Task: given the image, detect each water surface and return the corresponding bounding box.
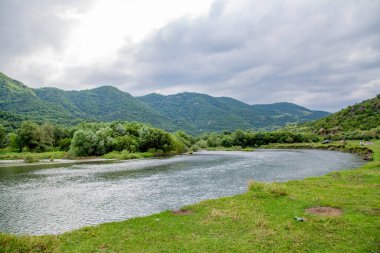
[0,150,363,235]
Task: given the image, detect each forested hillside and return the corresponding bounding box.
[139,93,330,134]
[0,72,329,134]
[35,86,177,131]
[310,94,380,136]
[0,73,76,124]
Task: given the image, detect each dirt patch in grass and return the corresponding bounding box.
[360,207,380,216]
[172,209,193,215]
[306,207,342,217]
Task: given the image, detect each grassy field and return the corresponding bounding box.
[0,150,67,161]
[0,141,379,252]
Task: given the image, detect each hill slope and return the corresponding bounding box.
[310,94,380,135]
[0,72,176,130]
[139,93,330,134]
[0,72,330,133]
[35,86,177,130]
[0,73,76,124]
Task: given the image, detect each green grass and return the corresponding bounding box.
[0,142,379,252]
[262,141,374,160]
[206,146,255,152]
[102,150,155,160]
[0,150,67,160]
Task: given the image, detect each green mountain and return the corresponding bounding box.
[250,102,330,128]
[310,94,380,135]
[0,73,176,130]
[0,72,330,134]
[139,92,330,134]
[0,73,76,124]
[35,86,177,130]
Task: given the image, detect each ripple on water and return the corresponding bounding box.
[0,150,364,235]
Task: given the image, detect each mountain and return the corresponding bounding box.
[0,73,76,124]
[249,102,330,128]
[0,72,330,134]
[35,86,177,130]
[139,92,330,134]
[310,94,380,135]
[0,73,176,130]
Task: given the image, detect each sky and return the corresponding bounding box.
[0,0,379,112]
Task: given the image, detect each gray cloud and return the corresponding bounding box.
[0,0,93,85]
[1,0,380,111]
[117,0,380,111]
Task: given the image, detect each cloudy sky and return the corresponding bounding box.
[1,0,379,112]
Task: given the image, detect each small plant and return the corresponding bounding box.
[249,181,288,198]
[23,155,39,163]
[269,184,289,197]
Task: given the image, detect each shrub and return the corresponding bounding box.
[24,155,39,163]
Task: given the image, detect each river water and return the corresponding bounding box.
[0,150,363,235]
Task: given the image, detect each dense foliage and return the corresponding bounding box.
[0,119,324,158]
[197,130,320,148]
[139,93,329,134]
[0,121,196,157]
[3,121,70,152]
[0,124,6,148]
[1,72,328,134]
[303,94,380,139]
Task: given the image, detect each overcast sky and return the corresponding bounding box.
[1,0,379,112]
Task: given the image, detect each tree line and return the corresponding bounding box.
[2,120,377,157]
[0,121,197,156]
[0,121,325,155]
[198,130,321,149]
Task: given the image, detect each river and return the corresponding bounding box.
[0,150,364,235]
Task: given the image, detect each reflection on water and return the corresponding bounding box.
[0,150,363,235]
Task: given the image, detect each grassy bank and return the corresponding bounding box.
[206,146,255,152]
[102,150,155,160]
[0,150,169,162]
[0,150,67,160]
[0,142,379,252]
[262,141,374,160]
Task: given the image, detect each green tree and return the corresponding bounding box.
[138,127,172,152]
[59,138,72,151]
[0,124,6,148]
[17,121,39,151]
[36,123,55,151]
[112,135,138,152]
[7,133,19,151]
[207,133,221,147]
[70,129,100,156]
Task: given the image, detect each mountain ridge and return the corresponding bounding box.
[0,72,330,134]
[309,94,380,135]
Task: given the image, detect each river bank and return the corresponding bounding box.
[0,158,118,168]
[0,141,379,252]
[0,150,181,168]
[260,141,374,161]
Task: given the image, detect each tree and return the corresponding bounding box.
[221,135,233,147]
[7,133,19,151]
[36,123,55,151]
[138,127,172,152]
[207,133,221,147]
[70,129,100,156]
[0,124,6,148]
[232,130,247,147]
[17,121,39,151]
[112,135,138,152]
